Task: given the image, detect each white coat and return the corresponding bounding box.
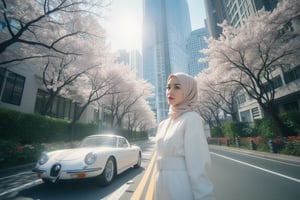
[154,111,215,200]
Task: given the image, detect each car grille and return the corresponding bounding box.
[50,163,61,177]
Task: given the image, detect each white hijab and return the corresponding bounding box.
[167,73,198,119]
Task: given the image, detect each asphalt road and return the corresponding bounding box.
[0,139,156,200]
[209,146,300,200]
[1,141,299,200]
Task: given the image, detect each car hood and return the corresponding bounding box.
[52,147,111,161]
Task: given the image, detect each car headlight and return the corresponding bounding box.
[38,153,49,165]
[85,152,97,165]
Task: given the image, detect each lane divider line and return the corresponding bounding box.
[145,163,157,199]
[130,151,157,200]
[211,152,300,183]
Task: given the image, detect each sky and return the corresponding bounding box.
[103,0,206,53]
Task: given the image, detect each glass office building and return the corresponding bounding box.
[187,27,209,77]
[143,0,192,122]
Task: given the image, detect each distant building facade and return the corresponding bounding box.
[187,28,209,76]
[237,65,300,122]
[115,49,143,78]
[204,0,226,38]
[204,0,278,38]
[0,65,97,123]
[143,0,192,122]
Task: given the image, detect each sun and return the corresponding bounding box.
[103,0,143,52]
[106,16,142,52]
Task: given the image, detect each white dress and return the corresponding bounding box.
[154,111,215,200]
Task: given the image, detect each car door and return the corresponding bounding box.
[117,138,128,171]
[122,138,137,166]
[116,138,132,171]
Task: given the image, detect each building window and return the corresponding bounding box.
[283,101,299,111]
[262,76,283,93]
[240,110,251,122]
[273,76,283,88]
[64,99,71,120]
[236,94,246,105]
[34,89,48,114]
[1,70,25,106]
[251,107,260,119]
[34,89,76,121]
[284,65,300,84]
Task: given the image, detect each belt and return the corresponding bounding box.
[157,156,186,171]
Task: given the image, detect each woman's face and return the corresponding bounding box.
[166,76,184,106]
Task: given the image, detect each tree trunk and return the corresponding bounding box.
[231,112,239,122]
[41,94,55,115]
[263,106,294,137]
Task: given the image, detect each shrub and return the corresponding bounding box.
[0,108,100,144]
[254,118,279,139]
[0,140,45,169]
[73,122,98,140]
[279,110,300,135]
[222,121,249,138]
[210,126,223,137]
[279,136,300,156]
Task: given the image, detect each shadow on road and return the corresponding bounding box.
[2,167,145,200]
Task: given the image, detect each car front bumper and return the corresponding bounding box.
[32,166,103,182]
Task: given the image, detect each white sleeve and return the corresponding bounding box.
[184,113,215,200]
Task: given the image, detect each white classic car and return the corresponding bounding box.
[32,134,142,186]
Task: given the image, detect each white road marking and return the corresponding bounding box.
[102,180,132,200]
[0,179,42,197]
[0,171,33,181]
[239,153,300,167]
[211,152,300,183]
[215,148,300,167]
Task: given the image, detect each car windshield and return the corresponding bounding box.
[80,136,117,148]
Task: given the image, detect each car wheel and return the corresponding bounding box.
[134,152,142,168]
[98,157,115,186]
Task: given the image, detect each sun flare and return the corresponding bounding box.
[107,16,142,52]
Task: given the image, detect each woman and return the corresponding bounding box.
[154,72,215,200]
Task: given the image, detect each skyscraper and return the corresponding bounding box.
[114,49,143,78]
[142,0,192,122]
[187,27,209,76]
[204,0,226,38]
[204,0,278,38]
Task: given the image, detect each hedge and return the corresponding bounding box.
[0,108,98,144]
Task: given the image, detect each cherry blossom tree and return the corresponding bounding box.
[196,70,222,127]
[0,0,156,141]
[196,68,239,126]
[102,62,154,129]
[39,57,88,115]
[65,57,120,139]
[125,101,156,138]
[0,0,110,65]
[201,0,300,137]
[31,13,107,116]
